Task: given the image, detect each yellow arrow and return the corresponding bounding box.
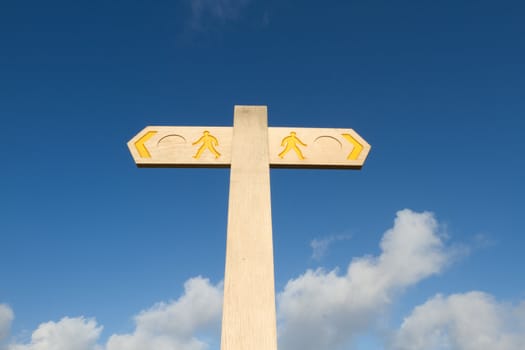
[342,133,363,160]
[135,130,157,158]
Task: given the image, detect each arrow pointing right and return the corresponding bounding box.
[342,133,364,160]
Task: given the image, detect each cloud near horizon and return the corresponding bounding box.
[392,292,525,350]
[2,209,522,350]
[278,209,451,349]
[0,304,14,347]
[7,316,102,350]
[106,277,222,350]
[1,278,222,350]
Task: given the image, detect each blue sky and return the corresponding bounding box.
[1,0,524,349]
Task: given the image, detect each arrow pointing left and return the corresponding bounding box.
[127,126,233,167]
[134,130,157,158]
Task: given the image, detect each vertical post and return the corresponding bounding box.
[221,106,278,350]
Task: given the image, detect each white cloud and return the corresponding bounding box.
[392,292,525,350]
[277,209,451,350]
[310,234,351,261]
[5,277,222,350]
[8,317,102,350]
[187,0,252,30]
[0,304,14,344]
[106,277,222,350]
[5,209,522,350]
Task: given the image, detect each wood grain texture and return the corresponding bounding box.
[128,126,371,169]
[127,126,233,167]
[268,127,371,168]
[221,106,278,350]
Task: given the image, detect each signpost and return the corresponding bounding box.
[127,105,371,350]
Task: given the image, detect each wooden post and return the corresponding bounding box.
[221,106,278,350]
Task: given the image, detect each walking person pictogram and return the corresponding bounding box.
[279,131,307,160]
[192,130,221,159]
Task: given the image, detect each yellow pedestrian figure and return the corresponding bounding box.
[192,130,221,159]
[279,131,307,160]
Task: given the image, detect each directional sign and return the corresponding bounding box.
[128,125,370,169]
[127,126,233,167]
[268,127,370,169]
[127,106,371,350]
